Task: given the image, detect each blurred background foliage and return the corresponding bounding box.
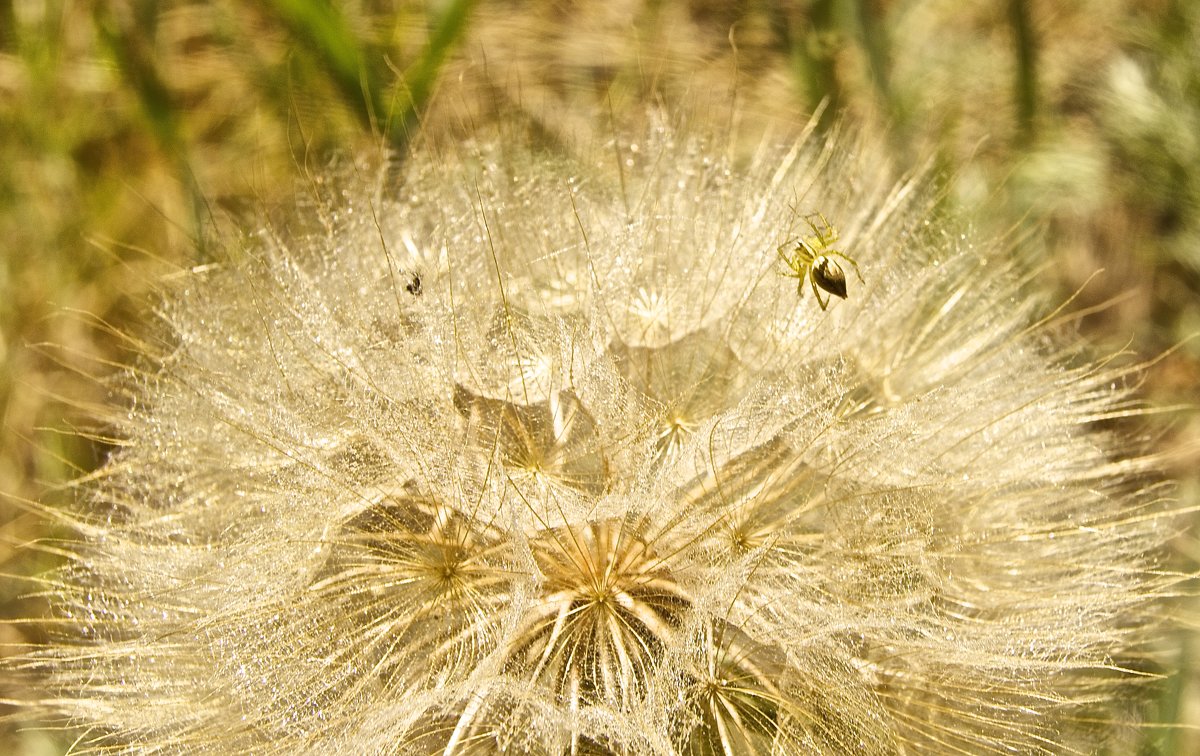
[1,0,1197,753]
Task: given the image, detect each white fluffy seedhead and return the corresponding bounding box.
[24,114,1176,754]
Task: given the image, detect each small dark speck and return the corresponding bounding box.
[406,273,422,296]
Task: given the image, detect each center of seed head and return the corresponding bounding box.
[703,677,727,693]
[590,590,612,608]
[667,414,694,434]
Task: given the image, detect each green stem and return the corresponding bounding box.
[1008,0,1038,145]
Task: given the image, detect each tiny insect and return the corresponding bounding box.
[777,212,863,310]
[405,272,422,296]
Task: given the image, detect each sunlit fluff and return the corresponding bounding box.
[31,116,1173,754]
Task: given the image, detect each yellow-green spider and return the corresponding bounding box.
[777,212,863,310]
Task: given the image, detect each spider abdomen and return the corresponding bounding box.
[813,256,848,299]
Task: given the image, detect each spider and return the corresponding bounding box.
[777,212,863,310]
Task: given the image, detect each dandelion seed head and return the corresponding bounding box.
[28,115,1176,754]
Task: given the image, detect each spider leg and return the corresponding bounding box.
[810,274,829,310]
[777,245,799,285]
[827,251,864,282]
[806,212,840,245]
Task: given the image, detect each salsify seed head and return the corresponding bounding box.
[30,115,1175,754]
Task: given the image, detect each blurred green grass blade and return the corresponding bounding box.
[92,3,209,243]
[776,0,897,135]
[0,3,16,49]
[93,4,180,152]
[267,0,388,136]
[1145,627,1188,755]
[386,0,478,146]
[772,0,841,130]
[268,0,477,150]
[844,0,899,125]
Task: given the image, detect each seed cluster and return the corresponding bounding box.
[34,121,1172,754]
